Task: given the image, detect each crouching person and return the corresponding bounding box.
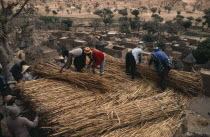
[21,65,36,81]
[7,107,39,137]
[84,47,105,76]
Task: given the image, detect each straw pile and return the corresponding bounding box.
[33,62,111,92]
[17,78,182,137]
[102,116,182,137]
[15,54,200,137]
[136,64,203,96]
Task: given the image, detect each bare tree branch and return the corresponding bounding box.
[0,0,5,10]
[10,0,30,20]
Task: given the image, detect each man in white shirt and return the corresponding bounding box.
[60,47,86,73]
[126,46,143,79]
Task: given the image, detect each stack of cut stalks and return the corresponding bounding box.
[136,65,203,96]
[16,54,201,137]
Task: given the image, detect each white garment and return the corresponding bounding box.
[132,48,142,64]
[69,48,83,57]
[23,73,34,81]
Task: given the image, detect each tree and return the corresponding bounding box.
[52,10,58,15]
[118,8,128,17]
[131,9,139,18]
[164,6,171,13]
[0,0,31,76]
[140,6,147,13]
[193,38,210,64]
[151,14,163,22]
[89,19,101,31]
[158,9,161,14]
[195,18,202,25]
[142,34,154,42]
[203,8,210,29]
[187,16,194,21]
[150,7,157,15]
[94,8,114,31]
[182,21,192,31]
[45,6,51,14]
[177,10,181,15]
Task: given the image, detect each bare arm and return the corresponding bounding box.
[23,117,38,128]
[60,53,73,73]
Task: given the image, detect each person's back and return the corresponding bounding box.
[92,49,104,66]
[7,116,38,137]
[154,51,170,67]
[7,106,38,137]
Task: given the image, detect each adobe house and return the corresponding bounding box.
[59,37,74,50]
[104,45,128,59]
[48,35,58,49]
[200,68,210,96]
[182,53,196,72]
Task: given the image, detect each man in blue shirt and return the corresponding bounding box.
[149,47,172,91]
[9,61,26,82]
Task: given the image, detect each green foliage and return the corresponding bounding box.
[45,6,51,14]
[177,10,181,15]
[131,9,139,17]
[182,21,192,30]
[151,14,163,22]
[203,8,210,28]
[164,6,172,13]
[52,10,58,15]
[193,39,210,64]
[142,21,158,34]
[187,16,194,21]
[150,8,157,14]
[118,8,128,17]
[94,8,114,30]
[39,16,59,23]
[195,18,202,23]
[142,34,154,42]
[155,40,166,51]
[184,32,210,37]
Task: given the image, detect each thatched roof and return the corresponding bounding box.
[182,53,196,64]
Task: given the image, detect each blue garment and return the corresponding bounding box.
[0,74,9,96]
[10,63,22,82]
[149,51,171,74]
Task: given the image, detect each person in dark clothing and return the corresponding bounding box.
[149,47,172,91]
[60,48,86,73]
[9,61,27,82]
[0,67,10,98]
[126,47,142,79]
[0,113,4,137]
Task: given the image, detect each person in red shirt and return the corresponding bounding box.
[84,47,105,75]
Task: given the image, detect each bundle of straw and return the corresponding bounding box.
[33,62,111,92]
[136,65,203,96]
[102,116,182,137]
[49,92,181,136]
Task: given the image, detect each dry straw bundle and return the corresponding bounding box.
[49,91,181,136]
[17,78,183,137]
[136,65,203,96]
[102,116,182,137]
[33,62,111,92]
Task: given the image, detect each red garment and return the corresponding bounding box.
[91,50,104,67]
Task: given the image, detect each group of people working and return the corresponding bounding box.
[125,46,171,91]
[0,44,171,137]
[59,45,171,91]
[0,61,38,137]
[60,47,106,76]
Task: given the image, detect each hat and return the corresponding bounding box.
[84,47,91,54]
[54,56,64,61]
[4,95,13,103]
[21,65,31,74]
[7,107,20,119]
[154,47,160,52]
